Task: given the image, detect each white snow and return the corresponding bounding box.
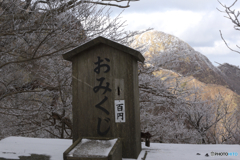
[0,137,239,160]
[0,136,71,160]
[68,138,117,158]
[136,143,240,160]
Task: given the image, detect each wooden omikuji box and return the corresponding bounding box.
[63,36,144,158]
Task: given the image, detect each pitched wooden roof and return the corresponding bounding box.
[62,36,145,62]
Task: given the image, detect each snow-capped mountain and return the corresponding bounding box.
[133,30,240,95]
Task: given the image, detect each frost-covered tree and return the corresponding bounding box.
[138,58,235,144]
[136,36,237,144]
[217,1,240,144]
[215,94,240,144]
[0,0,143,139]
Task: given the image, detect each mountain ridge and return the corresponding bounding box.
[133,30,240,95]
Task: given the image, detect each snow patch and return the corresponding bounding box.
[0,136,71,160]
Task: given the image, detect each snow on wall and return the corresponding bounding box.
[68,138,117,158]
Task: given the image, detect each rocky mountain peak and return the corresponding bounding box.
[134,30,240,95]
[132,30,194,58]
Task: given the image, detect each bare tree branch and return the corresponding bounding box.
[219,30,240,54]
[218,0,240,54]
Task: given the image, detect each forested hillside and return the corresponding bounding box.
[136,30,240,144]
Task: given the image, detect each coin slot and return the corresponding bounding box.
[118,86,120,96]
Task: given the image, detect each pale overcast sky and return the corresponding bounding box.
[110,0,240,67]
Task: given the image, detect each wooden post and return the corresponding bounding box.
[63,36,144,159]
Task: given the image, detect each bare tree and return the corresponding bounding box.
[0,0,144,139]
[218,0,240,54]
[215,2,240,144]
[136,37,236,144]
[183,91,234,144]
[138,61,234,144]
[215,94,240,144]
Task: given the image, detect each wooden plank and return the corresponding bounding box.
[64,138,82,160]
